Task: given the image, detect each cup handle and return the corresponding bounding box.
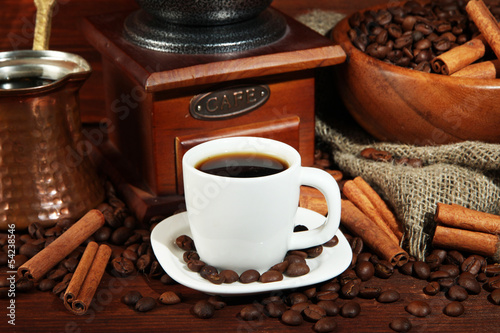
[288,167,341,250]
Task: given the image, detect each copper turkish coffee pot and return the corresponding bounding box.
[0,0,104,230]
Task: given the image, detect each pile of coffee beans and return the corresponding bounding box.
[347,0,500,72]
[175,229,338,285]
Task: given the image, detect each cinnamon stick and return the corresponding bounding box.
[342,179,400,245]
[352,177,404,241]
[64,242,112,315]
[451,59,500,79]
[341,199,409,266]
[18,209,105,281]
[431,37,487,75]
[435,203,500,235]
[466,0,500,60]
[433,225,500,259]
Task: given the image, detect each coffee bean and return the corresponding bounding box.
[320,281,341,293]
[111,227,133,245]
[239,269,260,284]
[375,260,394,279]
[183,251,199,263]
[377,290,400,303]
[447,285,468,301]
[458,273,481,294]
[93,226,112,242]
[303,287,317,299]
[159,291,181,305]
[122,249,138,263]
[287,292,309,305]
[220,270,239,284]
[111,257,136,277]
[192,300,215,319]
[316,300,340,316]
[405,300,431,317]
[341,301,361,318]
[440,264,460,278]
[16,277,34,292]
[438,277,456,289]
[259,270,283,283]
[122,290,142,306]
[425,253,442,270]
[429,270,450,281]
[389,317,412,332]
[485,264,500,277]
[63,257,79,273]
[160,273,175,285]
[239,304,263,321]
[19,243,41,258]
[306,245,323,258]
[286,263,310,277]
[461,255,484,275]
[313,317,337,333]
[341,281,360,299]
[270,261,289,273]
[265,301,286,318]
[487,276,500,290]
[290,302,309,313]
[413,261,431,280]
[207,296,226,310]
[399,262,414,276]
[423,281,440,296]
[199,265,218,280]
[443,301,464,317]
[303,303,327,322]
[323,235,339,247]
[187,260,206,272]
[47,268,68,281]
[281,310,303,326]
[315,290,339,302]
[38,278,56,292]
[356,261,375,281]
[285,254,306,265]
[490,289,500,305]
[339,269,360,285]
[206,273,225,284]
[175,235,195,251]
[446,250,464,266]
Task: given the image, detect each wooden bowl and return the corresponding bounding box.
[331,2,500,145]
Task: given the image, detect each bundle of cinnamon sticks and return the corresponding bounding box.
[300,175,409,266]
[433,203,500,261]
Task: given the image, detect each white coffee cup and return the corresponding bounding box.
[182,137,341,274]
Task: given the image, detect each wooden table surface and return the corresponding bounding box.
[1,1,499,332]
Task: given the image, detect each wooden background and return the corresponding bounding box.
[1,1,499,332]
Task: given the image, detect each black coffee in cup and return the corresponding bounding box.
[195,152,288,178]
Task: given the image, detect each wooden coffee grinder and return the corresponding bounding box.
[82,1,346,221]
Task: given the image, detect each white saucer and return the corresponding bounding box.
[151,207,352,296]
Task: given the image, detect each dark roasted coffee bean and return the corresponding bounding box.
[356,261,375,281]
[389,317,412,332]
[47,267,68,281]
[175,235,195,251]
[377,290,400,303]
[458,273,481,294]
[429,270,450,281]
[366,43,390,59]
[183,251,199,263]
[400,262,414,276]
[425,253,442,270]
[111,227,133,245]
[320,281,341,293]
[440,264,460,277]
[316,300,339,316]
[63,257,79,273]
[358,286,381,299]
[341,281,360,299]
[111,257,136,277]
[207,295,226,310]
[136,254,152,272]
[290,302,310,313]
[375,260,394,279]
[135,296,156,312]
[285,254,306,265]
[485,264,500,276]
[339,269,360,285]
[160,273,175,285]
[158,291,181,305]
[187,259,205,272]
[303,287,317,299]
[447,285,468,301]
[316,290,339,302]
[259,270,283,283]
[199,265,218,280]
[52,280,70,295]
[341,301,361,318]
[424,281,440,296]
[122,249,138,263]
[438,277,456,289]
[281,310,303,326]
[239,269,260,283]
[461,255,484,275]
[122,290,142,306]
[206,273,225,284]
[445,250,464,265]
[288,250,308,258]
[413,261,431,280]
[488,276,500,290]
[286,262,310,277]
[306,245,323,258]
[38,278,56,292]
[490,289,500,305]
[16,277,34,292]
[220,269,239,284]
[443,301,464,317]
[265,301,286,318]
[313,317,337,333]
[19,243,41,258]
[303,303,327,322]
[192,300,215,319]
[323,235,339,247]
[287,292,309,305]
[270,261,289,273]
[28,222,45,239]
[405,300,431,317]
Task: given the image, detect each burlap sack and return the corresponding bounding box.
[297,10,500,260]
